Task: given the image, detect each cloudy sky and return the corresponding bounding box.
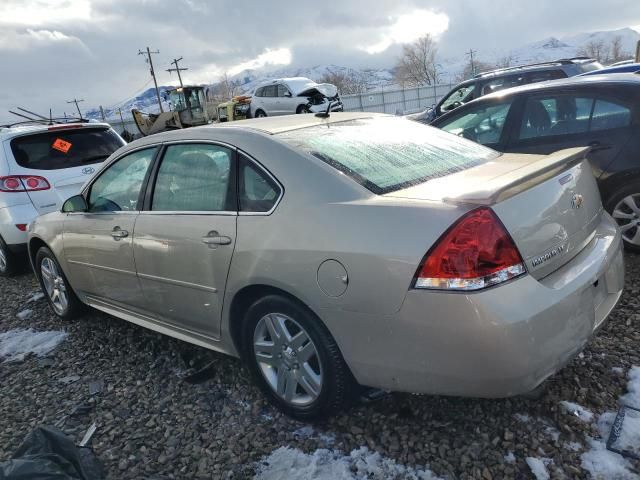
[1,0,639,122]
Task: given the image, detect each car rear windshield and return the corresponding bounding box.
[277,117,500,194]
[10,127,124,171]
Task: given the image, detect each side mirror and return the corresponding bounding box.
[62,194,88,213]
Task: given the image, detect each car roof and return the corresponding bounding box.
[0,122,112,141]
[473,57,596,80]
[478,72,640,100]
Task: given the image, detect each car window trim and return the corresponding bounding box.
[237,150,284,216]
[142,140,238,214]
[80,143,162,214]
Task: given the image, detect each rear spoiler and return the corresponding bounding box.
[443,147,589,206]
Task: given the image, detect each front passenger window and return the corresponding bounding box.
[440,102,512,145]
[88,147,156,212]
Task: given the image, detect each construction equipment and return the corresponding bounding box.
[217,96,252,122]
[636,40,640,63]
[132,85,211,136]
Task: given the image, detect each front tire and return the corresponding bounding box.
[296,105,310,114]
[605,180,640,253]
[241,294,356,420]
[254,110,267,118]
[0,237,18,277]
[35,247,83,319]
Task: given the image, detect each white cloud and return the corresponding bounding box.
[362,9,450,54]
[0,28,88,52]
[227,48,292,76]
[0,0,91,26]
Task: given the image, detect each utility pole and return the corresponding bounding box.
[117,108,126,132]
[466,49,477,76]
[99,105,106,121]
[138,47,164,112]
[167,57,188,89]
[66,98,85,119]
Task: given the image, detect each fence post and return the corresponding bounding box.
[358,92,364,112]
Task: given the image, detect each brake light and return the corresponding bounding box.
[15,224,27,231]
[0,176,51,192]
[414,207,526,291]
[48,124,83,131]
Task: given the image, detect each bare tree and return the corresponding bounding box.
[207,72,240,104]
[496,53,514,69]
[610,36,630,63]
[577,39,610,63]
[394,35,439,86]
[456,60,494,82]
[317,68,369,95]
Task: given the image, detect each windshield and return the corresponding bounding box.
[277,117,499,194]
[10,127,124,171]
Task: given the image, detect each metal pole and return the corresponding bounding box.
[66,98,85,119]
[99,106,106,121]
[167,57,188,89]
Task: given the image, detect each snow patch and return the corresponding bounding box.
[27,292,45,303]
[612,367,624,374]
[564,441,583,452]
[560,401,594,423]
[621,366,640,409]
[525,457,551,480]
[255,446,442,480]
[503,451,516,464]
[0,328,67,362]
[581,438,637,480]
[16,309,33,320]
[293,426,336,446]
[514,413,531,423]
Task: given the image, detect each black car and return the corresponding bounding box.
[430,72,640,251]
[408,57,602,123]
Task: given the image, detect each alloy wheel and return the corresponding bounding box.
[40,257,68,314]
[253,313,323,406]
[612,194,640,247]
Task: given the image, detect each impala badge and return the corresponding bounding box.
[571,194,584,210]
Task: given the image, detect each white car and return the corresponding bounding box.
[250,77,343,118]
[0,121,125,275]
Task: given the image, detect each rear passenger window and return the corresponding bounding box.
[262,85,277,97]
[519,96,593,139]
[239,154,281,213]
[152,144,232,212]
[591,99,631,131]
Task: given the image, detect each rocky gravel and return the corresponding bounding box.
[1,254,640,479]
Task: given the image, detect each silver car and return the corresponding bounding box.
[28,112,624,420]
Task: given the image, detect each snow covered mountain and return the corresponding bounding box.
[87,27,639,120]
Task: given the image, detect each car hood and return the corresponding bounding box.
[285,79,338,98]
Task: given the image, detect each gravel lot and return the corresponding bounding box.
[1,254,639,479]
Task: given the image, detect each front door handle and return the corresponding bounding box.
[202,231,232,247]
[111,227,129,240]
[588,141,612,152]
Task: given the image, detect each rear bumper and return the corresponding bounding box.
[0,204,39,246]
[325,212,624,397]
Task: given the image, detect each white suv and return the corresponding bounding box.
[0,121,125,275]
[251,77,343,118]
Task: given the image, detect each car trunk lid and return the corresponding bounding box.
[387,147,603,279]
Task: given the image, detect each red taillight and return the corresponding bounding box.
[414,207,526,291]
[0,176,51,192]
[15,224,27,231]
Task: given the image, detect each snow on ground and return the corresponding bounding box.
[621,366,640,408]
[578,367,640,479]
[503,451,516,464]
[612,367,625,375]
[0,328,67,362]
[27,292,45,303]
[564,441,583,452]
[16,309,33,320]
[293,426,336,446]
[610,408,640,459]
[559,401,595,423]
[254,446,442,480]
[514,413,531,423]
[525,457,551,480]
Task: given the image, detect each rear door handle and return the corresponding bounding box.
[588,141,612,152]
[111,227,129,240]
[201,231,232,247]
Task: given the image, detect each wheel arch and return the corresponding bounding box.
[226,283,322,360]
[599,169,640,208]
[28,236,49,271]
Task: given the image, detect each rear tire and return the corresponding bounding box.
[35,247,83,319]
[254,110,267,118]
[605,180,640,253]
[0,236,18,277]
[241,294,356,420]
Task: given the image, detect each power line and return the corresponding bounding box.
[138,47,164,112]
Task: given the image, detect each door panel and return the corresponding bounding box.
[62,147,156,308]
[133,214,236,338]
[133,143,237,338]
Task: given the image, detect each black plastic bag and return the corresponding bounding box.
[0,427,104,479]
